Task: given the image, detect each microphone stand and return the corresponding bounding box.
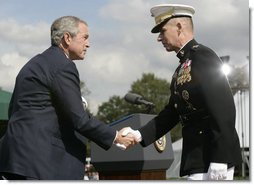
[145,104,155,114]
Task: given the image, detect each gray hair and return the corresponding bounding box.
[50,16,87,46]
[167,17,194,33]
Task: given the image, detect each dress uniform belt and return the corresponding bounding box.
[179,109,210,127]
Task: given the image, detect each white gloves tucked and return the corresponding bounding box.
[81,96,88,110]
[121,127,142,142]
[115,127,142,150]
[207,162,228,180]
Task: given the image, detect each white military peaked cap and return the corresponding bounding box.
[150,4,195,33]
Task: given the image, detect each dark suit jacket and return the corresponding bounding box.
[0,46,116,179]
[139,39,242,176]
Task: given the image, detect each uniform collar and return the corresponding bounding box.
[176,39,198,63]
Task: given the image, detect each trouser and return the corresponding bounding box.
[0,172,37,180]
[187,167,235,180]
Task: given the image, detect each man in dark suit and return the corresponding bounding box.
[0,16,136,180]
[124,4,242,180]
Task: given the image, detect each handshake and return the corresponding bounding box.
[114,127,142,150]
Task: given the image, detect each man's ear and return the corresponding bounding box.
[176,22,182,35]
[63,32,72,45]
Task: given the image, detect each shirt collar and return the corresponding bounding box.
[176,39,198,62]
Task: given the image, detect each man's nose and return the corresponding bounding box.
[157,34,162,42]
[86,40,90,48]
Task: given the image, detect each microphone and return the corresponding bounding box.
[124,93,154,107]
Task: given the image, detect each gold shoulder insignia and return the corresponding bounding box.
[192,45,199,49]
[179,50,185,57]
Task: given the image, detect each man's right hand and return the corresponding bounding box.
[114,127,137,150]
[121,127,142,143]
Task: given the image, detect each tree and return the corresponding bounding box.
[96,73,182,142]
[130,73,170,113]
[227,64,249,94]
[96,95,131,124]
[220,56,249,94]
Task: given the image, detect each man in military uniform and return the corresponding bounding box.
[124,4,242,180]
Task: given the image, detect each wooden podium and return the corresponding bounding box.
[99,170,166,180]
[91,114,174,180]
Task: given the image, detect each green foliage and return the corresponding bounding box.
[96,73,183,142]
[96,96,131,124]
[227,64,249,94]
[130,73,171,113]
[96,73,171,121]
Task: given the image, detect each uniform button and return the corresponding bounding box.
[174,104,177,108]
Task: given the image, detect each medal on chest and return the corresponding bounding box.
[177,59,192,85]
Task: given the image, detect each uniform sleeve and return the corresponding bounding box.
[192,48,236,162]
[139,96,179,147]
[51,62,116,150]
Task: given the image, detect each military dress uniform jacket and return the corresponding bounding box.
[139,39,242,176]
[0,46,116,179]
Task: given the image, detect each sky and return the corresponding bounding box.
[0,0,250,114]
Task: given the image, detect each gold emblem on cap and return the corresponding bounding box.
[154,135,166,153]
[155,10,174,25]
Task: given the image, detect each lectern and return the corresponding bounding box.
[91,113,174,180]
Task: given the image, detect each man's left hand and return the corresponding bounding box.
[207,162,228,180]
